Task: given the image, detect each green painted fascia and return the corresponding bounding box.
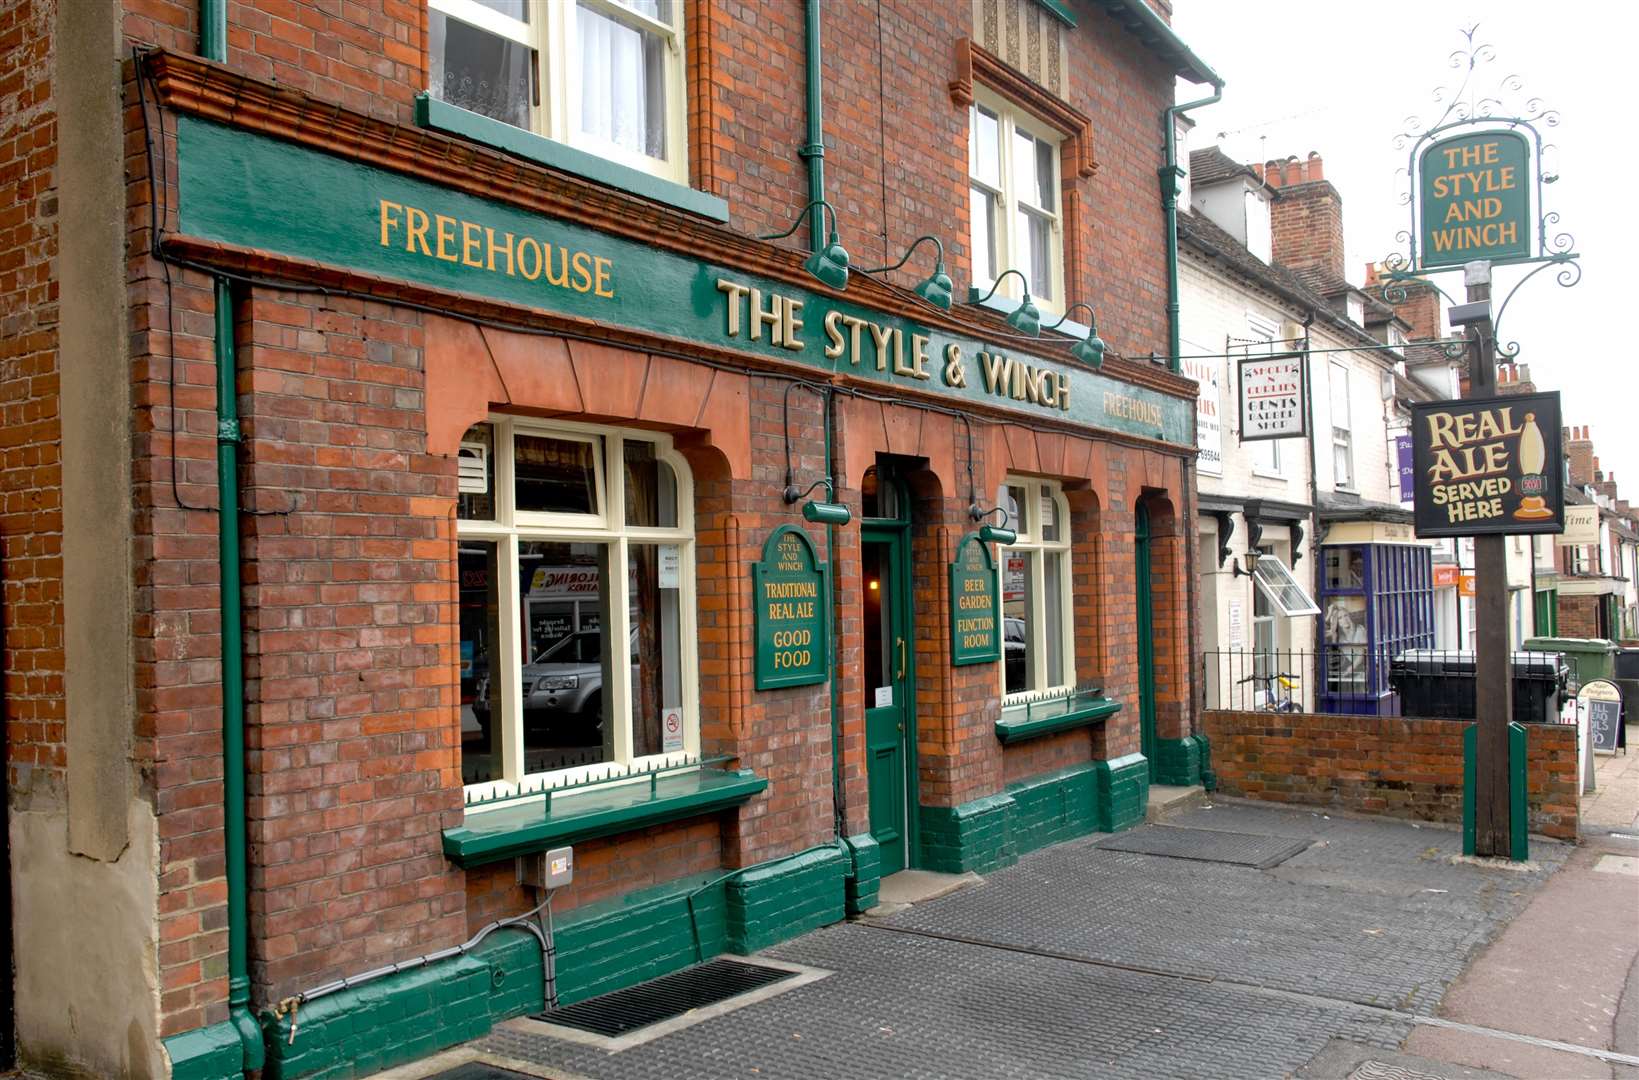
[1036,0,1077,27]
[163,1020,244,1080]
[414,94,730,223]
[995,695,1120,744]
[442,767,767,866]
[1095,753,1150,833]
[842,832,882,915]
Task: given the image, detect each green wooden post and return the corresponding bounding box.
[1461,723,1476,857]
[1509,722,1529,861]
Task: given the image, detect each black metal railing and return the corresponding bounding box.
[1202,648,1573,723]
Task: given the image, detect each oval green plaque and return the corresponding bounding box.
[753,525,830,690]
[950,532,1000,666]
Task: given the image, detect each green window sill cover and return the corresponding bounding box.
[415,94,729,223]
[996,691,1121,744]
[443,765,767,867]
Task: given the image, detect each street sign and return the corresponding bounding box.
[1237,353,1306,442]
[1419,130,1531,268]
[949,533,1000,666]
[1580,679,1624,754]
[1410,391,1563,538]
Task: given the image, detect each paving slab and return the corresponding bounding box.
[1583,723,1639,833]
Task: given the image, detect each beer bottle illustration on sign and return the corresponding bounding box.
[1513,411,1554,520]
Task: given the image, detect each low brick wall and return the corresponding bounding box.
[1203,710,1579,841]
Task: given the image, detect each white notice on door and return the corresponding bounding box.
[658,544,682,589]
[874,686,893,708]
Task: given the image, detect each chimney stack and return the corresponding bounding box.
[1262,152,1345,289]
[1566,426,1596,489]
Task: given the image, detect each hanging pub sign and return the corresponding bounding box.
[1410,391,1563,538]
[949,533,1001,666]
[1237,353,1307,442]
[752,525,829,690]
[1419,131,1531,269]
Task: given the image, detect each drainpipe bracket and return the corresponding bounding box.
[217,417,242,444]
[797,141,826,161]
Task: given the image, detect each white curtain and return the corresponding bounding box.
[579,6,646,156]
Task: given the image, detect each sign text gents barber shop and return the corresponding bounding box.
[1410,391,1563,538]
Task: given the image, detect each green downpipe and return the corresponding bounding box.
[214,280,263,1071]
[801,0,826,254]
[201,3,260,1068]
[1160,81,1223,374]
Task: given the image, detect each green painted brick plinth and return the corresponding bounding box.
[1007,762,1098,855]
[163,1020,244,1080]
[1096,753,1149,832]
[919,792,1016,873]
[843,833,881,915]
[726,845,848,954]
[1154,735,1204,786]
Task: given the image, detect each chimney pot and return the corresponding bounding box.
[1306,151,1324,182]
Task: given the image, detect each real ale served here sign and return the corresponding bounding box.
[1410,391,1563,538]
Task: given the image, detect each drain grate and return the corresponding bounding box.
[1095,825,1310,868]
[535,958,796,1037]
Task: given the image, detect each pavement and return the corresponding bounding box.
[1582,725,1639,834]
[371,783,1639,1080]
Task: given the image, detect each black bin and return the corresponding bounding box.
[1390,650,1567,723]
[1617,648,1639,721]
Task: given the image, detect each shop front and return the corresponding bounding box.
[133,50,1203,1079]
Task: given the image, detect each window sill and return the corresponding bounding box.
[441,765,766,867]
[414,94,730,224]
[995,691,1121,744]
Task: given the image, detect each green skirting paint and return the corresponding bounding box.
[1095,753,1150,833]
[1153,735,1201,786]
[726,846,848,954]
[1007,762,1098,855]
[843,832,881,915]
[163,1022,244,1080]
[919,792,1016,874]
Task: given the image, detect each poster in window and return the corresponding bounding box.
[1237,353,1307,442]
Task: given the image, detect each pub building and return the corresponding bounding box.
[3,0,1219,1075]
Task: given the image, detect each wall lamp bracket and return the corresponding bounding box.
[784,476,851,527]
[759,199,850,290]
[1230,550,1262,578]
[968,502,1016,545]
[1044,302,1107,369]
[966,269,1040,336]
[861,234,953,310]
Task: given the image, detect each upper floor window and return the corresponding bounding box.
[1330,361,1354,489]
[429,0,687,182]
[968,91,1064,310]
[997,478,1074,699]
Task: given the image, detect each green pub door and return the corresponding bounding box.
[861,477,917,875]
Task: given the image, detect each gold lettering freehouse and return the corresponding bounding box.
[378,199,615,297]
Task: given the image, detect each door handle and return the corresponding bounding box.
[896,637,906,682]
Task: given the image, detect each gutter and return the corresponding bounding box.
[200,3,263,1073]
[1158,76,1221,376]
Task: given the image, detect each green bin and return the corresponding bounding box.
[1524,636,1617,693]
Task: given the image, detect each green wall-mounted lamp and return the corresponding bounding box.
[761,199,850,290]
[967,268,1040,336]
[1046,302,1107,370]
[968,502,1016,546]
[785,476,851,526]
[862,234,954,310]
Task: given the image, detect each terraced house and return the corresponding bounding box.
[0,0,1219,1075]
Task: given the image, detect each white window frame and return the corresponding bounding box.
[968,87,1066,314]
[1330,360,1354,490]
[428,0,689,183]
[1251,553,1320,617]
[997,477,1075,702]
[457,416,699,803]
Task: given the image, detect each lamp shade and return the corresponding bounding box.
[805,233,850,290]
[914,268,954,310]
[1072,330,1106,369]
[1005,296,1041,337]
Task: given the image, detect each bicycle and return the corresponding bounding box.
[1237,670,1302,712]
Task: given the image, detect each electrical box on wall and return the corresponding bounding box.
[517,846,574,890]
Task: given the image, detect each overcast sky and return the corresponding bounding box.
[1171,2,1635,492]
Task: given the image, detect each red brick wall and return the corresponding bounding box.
[0,0,64,807]
[1203,709,1579,841]
[1558,594,1602,641]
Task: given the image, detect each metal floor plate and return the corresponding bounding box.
[421,1065,541,1080]
[1096,825,1310,868]
[534,958,797,1038]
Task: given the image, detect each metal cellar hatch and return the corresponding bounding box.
[535,958,799,1038]
[1095,825,1310,869]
